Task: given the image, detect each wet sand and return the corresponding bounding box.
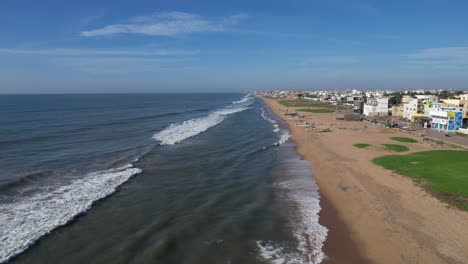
[261,96,468,264]
[319,193,369,263]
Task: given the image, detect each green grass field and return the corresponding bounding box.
[296,108,334,113]
[382,144,409,152]
[278,100,334,108]
[353,143,372,148]
[373,150,468,210]
[390,137,418,143]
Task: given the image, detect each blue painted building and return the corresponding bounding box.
[427,104,464,131]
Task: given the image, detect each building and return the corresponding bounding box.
[363,97,389,117]
[391,105,404,117]
[443,94,468,125]
[401,95,412,104]
[415,94,439,104]
[353,101,364,114]
[427,103,464,131]
[403,98,424,121]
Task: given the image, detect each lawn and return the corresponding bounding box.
[382,144,409,152]
[278,100,334,108]
[390,137,418,143]
[373,150,468,210]
[296,108,334,113]
[353,143,372,148]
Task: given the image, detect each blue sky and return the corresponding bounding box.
[1,0,467,93]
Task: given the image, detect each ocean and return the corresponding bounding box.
[0,94,327,264]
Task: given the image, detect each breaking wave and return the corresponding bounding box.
[261,107,291,146]
[257,142,327,264]
[0,164,142,263]
[232,94,253,104]
[261,108,281,133]
[276,131,291,146]
[153,95,253,145]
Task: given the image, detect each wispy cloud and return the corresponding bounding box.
[404,47,468,59]
[0,47,198,75]
[0,48,198,56]
[52,57,182,75]
[403,47,468,67]
[301,56,360,66]
[80,12,248,37]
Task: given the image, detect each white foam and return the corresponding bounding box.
[0,165,142,263]
[232,94,253,104]
[261,107,289,145]
[153,95,253,145]
[256,241,306,264]
[257,156,328,264]
[261,108,281,133]
[275,131,291,145]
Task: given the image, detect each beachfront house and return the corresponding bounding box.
[443,93,468,126]
[363,97,389,117]
[403,98,424,121]
[427,103,464,131]
[391,105,404,117]
[354,101,364,114]
[415,94,439,104]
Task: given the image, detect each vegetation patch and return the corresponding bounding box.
[278,100,334,108]
[373,150,468,210]
[390,137,418,143]
[353,143,372,149]
[382,144,409,152]
[296,108,334,113]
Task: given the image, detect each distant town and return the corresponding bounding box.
[259,89,468,135]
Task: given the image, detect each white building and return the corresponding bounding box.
[415,94,439,104]
[363,97,389,117]
[403,98,424,121]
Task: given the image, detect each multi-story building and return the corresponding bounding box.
[363,97,389,117]
[403,98,424,121]
[427,103,464,131]
[353,101,364,114]
[415,94,439,104]
[391,105,404,117]
[443,93,468,125]
[401,95,412,104]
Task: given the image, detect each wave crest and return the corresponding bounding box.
[257,148,328,264]
[276,131,291,145]
[261,107,291,146]
[0,165,142,263]
[153,95,253,145]
[232,94,253,104]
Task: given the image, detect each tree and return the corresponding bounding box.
[389,94,402,106]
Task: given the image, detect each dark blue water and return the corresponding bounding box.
[0,94,327,263]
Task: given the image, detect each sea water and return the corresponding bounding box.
[0,94,327,264]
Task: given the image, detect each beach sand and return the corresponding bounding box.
[261,96,468,264]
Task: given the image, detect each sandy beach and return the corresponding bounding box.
[261,96,468,264]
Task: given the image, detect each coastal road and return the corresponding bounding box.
[406,128,468,149]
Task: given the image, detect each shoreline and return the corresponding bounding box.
[264,98,368,263]
[318,188,368,263]
[260,96,468,263]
